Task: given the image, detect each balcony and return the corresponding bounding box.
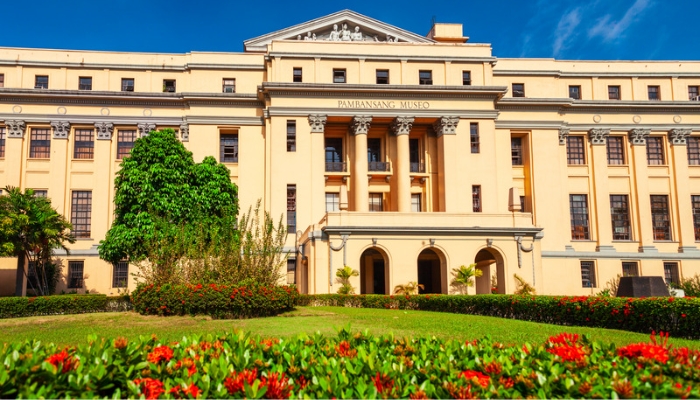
[369,161,391,172]
[325,162,347,173]
[410,162,426,173]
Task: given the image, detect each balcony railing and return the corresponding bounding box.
[410,162,426,173]
[325,162,347,172]
[369,161,391,172]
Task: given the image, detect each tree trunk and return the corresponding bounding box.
[14,252,26,296]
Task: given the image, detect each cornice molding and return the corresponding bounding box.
[261,82,507,100]
[493,69,700,79]
[267,107,499,119]
[322,225,543,237]
[0,113,264,127]
[542,249,699,260]
[0,59,264,71]
[494,120,566,129]
[267,51,495,63]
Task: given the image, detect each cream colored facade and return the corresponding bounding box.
[0,10,699,297]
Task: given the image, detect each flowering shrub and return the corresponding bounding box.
[132,282,298,319]
[0,294,131,319]
[299,294,700,339]
[2,329,700,398]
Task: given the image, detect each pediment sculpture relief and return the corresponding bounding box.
[296,23,402,43]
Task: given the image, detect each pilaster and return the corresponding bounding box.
[588,129,614,251]
[668,129,698,252]
[4,120,25,187]
[434,116,459,212]
[391,116,414,212]
[629,129,656,252]
[308,115,328,217]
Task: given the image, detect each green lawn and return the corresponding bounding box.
[2,306,698,349]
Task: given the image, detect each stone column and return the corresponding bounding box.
[48,121,71,213]
[308,115,328,217]
[434,117,459,212]
[351,116,371,212]
[391,116,414,212]
[588,128,614,251]
[95,122,115,239]
[668,129,698,253]
[628,128,656,252]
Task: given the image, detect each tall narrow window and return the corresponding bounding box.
[74,129,95,159]
[376,70,389,84]
[287,259,296,285]
[369,193,383,212]
[68,261,84,289]
[163,79,176,92]
[608,85,620,100]
[411,194,421,212]
[325,193,339,212]
[287,185,296,232]
[121,78,134,92]
[470,123,480,153]
[71,191,92,238]
[610,195,631,240]
[688,137,700,165]
[222,78,235,93]
[117,130,137,160]
[293,68,302,83]
[566,136,585,165]
[368,138,387,171]
[622,261,639,277]
[607,136,625,165]
[409,138,423,172]
[569,85,581,99]
[286,120,296,152]
[35,75,48,89]
[333,69,346,83]
[580,261,596,288]
[664,262,680,286]
[29,128,51,159]
[462,71,471,85]
[325,137,344,172]
[472,185,482,212]
[650,195,671,240]
[419,70,432,85]
[79,77,92,90]
[220,134,238,163]
[0,127,5,158]
[648,85,660,100]
[689,86,699,100]
[512,83,525,97]
[692,195,700,241]
[0,73,4,87]
[113,261,128,288]
[520,196,526,213]
[570,194,590,240]
[511,137,523,166]
[646,137,665,165]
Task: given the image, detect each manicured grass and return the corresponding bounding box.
[2,306,699,348]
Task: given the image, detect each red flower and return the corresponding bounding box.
[681,314,687,318]
[46,349,78,373]
[174,358,197,377]
[548,333,580,346]
[459,370,490,388]
[335,340,357,358]
[170,384,201,398]
[224,368,258,395]
[295,375,309,389]
[133,378,165,399]
[147,345,174,364]
[617,333,669,364]
[483,361,502,375]
[547,344,587,362]
[498,376,514,389]
[372,372,395,395]
[261,372,292,399]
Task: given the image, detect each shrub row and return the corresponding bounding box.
[298,294,700,339]
[0,294,131,319]
[1,329,698,398]
[132,282,298,319]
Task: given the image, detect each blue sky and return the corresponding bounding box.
[2,0,698,60]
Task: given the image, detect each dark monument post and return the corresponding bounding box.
[616,276,670,297]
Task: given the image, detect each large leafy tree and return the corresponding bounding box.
[0,187,75,296]
[99,129,238,263]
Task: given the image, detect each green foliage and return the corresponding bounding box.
[0,294,131,319]
[131,282,298,319]
[1,329,699,398]
[596,273,622,297]
[99,129,238,264]
[393,281,424,295]
[674,274,700,297]
[335,266,359,295]
[450,264,483,294]
[513,274,536,295]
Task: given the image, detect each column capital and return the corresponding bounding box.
[50,120,71,139]
[588,128,609,145]
[558,128,570,145]
[390,116,414,136]
[628,128,651,146]
[95,122,114,140]
[433,116,459,137]
[179,123,189,142]
[137,123,156,137]
[350,116,371,135]
[668,128,692,146]
[6,120,25,139]
[308,114,327,133]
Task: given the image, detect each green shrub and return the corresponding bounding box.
[132,282,298,319]
[298,294,700,339]
[0,294,131,319]
[675,274,700,297]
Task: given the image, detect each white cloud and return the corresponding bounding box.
[588,0,653,42]
[552,7,582,57]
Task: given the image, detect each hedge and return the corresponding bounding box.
[132,283,298,319]
[1,329,698,398]
[0,294,131,319]
[298,294,700,339]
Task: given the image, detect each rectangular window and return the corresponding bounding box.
[325,137,344,172]
[79,77,92,90]
[566,136,585,165]
[610,195,631,240]
[622,261,639,277]
[570,194,590,240]
[33,190,47,198]
[470,123,479,153]
[511,137,523,166]
[368,138,387,171]
[121,78,134,92]
[35,75,48,89]
[68,261,84,289]
[369,193,383,212]
[325,193,339,212]
[462,71,471,86]
[287,185,296,232]
[520,196,526,213]
[163,79,176,92]
[222,78,235,93]
[648,85,660,100]
[411,193,421,212]
[607,136,625,165]
[692,195,700,241]
[512,83,525,97]
[376,70,389,84]
[419,70,432,85]
[608,85,620,100]
[0,73,4,87]
[409,138,422,172]
[689,86,699,100]
[29,128,51,159]
[287,258,296,285]
[113,261,128,288]
[293,68,302,83]
[0,127,5,158]
[580,261,596,288]
[220,134,238,163]
[569,85,581,100]
[117,130,137,160]
[688,137,700,165]
[664,262,680,286]
[472,185,482,212]
[71,191,92,238]
[286,120,296,152]
[650,195,671,241]
[333,69,346,83]
[73,129,95,159]
[646,136,665,165]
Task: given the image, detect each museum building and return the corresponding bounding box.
[0,10,699,296]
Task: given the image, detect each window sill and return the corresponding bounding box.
[570,239,596,242]
[72,159,94,162]
[653,240,678,243]
[75,238,94,241]
[612,240,638,243]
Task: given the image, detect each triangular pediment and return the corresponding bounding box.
[244,10,435,51]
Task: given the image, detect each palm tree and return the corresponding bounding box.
[393,281,424,295]
[450,264,483,294]
[513,274,536,295]
[335,265,359,294]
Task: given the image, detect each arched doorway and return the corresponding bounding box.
[417,248,445,294]
[359,248,388,294]
[474,248,506,294]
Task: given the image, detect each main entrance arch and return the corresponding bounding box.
[474,248,506,294]
[359,248,388,294]
[417,248,446,294]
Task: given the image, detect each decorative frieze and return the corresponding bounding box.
[308,114,327,133]
[6,120,26,138]
[558,128,570,145]
[50,120,71,139]
[433,116,459,137]
[390,116,414,135]
[629,128,651,146]
[668,128,691,146]
[349,116,371,135]
[588,128,609,145]
[137,123,156,137]
[179,123,189,142]
[95,122,114,140]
